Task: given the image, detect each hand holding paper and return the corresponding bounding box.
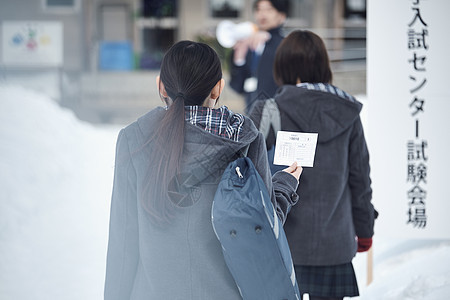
[273,131,318,167]
[282,161,303,180]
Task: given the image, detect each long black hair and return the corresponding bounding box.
[144,41,222,223]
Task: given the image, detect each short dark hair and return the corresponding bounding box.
[253,0,290,15]
[273,30,332,85]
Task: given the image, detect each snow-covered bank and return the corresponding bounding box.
[354,238,450,299]
[0,84,120,299]
[0,84,449,299]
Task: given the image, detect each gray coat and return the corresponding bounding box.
[249,85,375,266]
[104,107,299,299]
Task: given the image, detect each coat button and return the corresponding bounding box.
[230,230,237,237]
[255,226,262,233]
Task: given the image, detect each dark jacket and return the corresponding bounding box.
[248,85,374,266]
[229,26,284,108]
[104,106,299,299]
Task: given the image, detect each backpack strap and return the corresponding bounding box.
[237,144,250,158]
[258,98,281,139]
[238,99,279,162]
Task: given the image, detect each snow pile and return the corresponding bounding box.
[354,238,450,299]
[0,84,120,300]
[0,84,449,299]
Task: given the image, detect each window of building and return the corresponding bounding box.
[138,0,178,69]
[141,0,177,18]
[210,0,243,18]
[42,0,80,13]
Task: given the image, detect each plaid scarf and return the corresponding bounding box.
[296,82,356,103]
[184,106,244,142]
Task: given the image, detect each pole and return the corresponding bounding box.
[366,246,373,285]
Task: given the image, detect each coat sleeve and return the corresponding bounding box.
[349,116,375,238]
[229,50,252,94]
[104,129,139,300]
[248,132,299,224]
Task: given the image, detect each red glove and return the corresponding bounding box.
[357,237,372,252]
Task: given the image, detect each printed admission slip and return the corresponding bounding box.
[273,131,318,167]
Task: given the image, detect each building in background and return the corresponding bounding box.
[0,0,367,123]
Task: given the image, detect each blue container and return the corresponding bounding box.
[99,41,133,71]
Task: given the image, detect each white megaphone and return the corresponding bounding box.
[216,20,258,48]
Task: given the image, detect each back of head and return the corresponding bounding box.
[159,40,222,105]
[274,30,332,85]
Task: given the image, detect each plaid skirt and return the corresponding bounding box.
[294,263,359,298]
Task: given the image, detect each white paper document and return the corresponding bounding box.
[273,131,318,167]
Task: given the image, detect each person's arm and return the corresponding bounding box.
[229,47,251,94]
[349,117,375,244]
[272,163,301,223]
[248,132,300,224]
[104,130,139,300]
[229,32,271,95]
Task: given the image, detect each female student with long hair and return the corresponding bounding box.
[249,30,376,300]
[104,40,302,299]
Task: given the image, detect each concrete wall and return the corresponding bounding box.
[69,70,245,124]
[69,67,365,125]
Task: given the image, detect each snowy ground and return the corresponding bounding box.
[0,84,120,299]
[0,84,449,299]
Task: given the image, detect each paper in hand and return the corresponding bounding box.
[273,131,318,167]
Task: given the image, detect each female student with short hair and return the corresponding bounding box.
[249,30,376,300]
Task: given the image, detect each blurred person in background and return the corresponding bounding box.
[248,30,376,300]
[229,0,289,112]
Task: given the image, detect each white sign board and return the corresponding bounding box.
[368,0,450,238]
[1,21,63,67]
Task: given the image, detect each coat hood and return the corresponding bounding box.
[275,85,362,143]
[135,107,260,185]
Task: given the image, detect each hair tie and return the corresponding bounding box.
[175,92,185,100]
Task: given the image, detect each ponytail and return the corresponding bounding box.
[141,41,222,224]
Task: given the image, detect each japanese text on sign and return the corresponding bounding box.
[407,0,429,228]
